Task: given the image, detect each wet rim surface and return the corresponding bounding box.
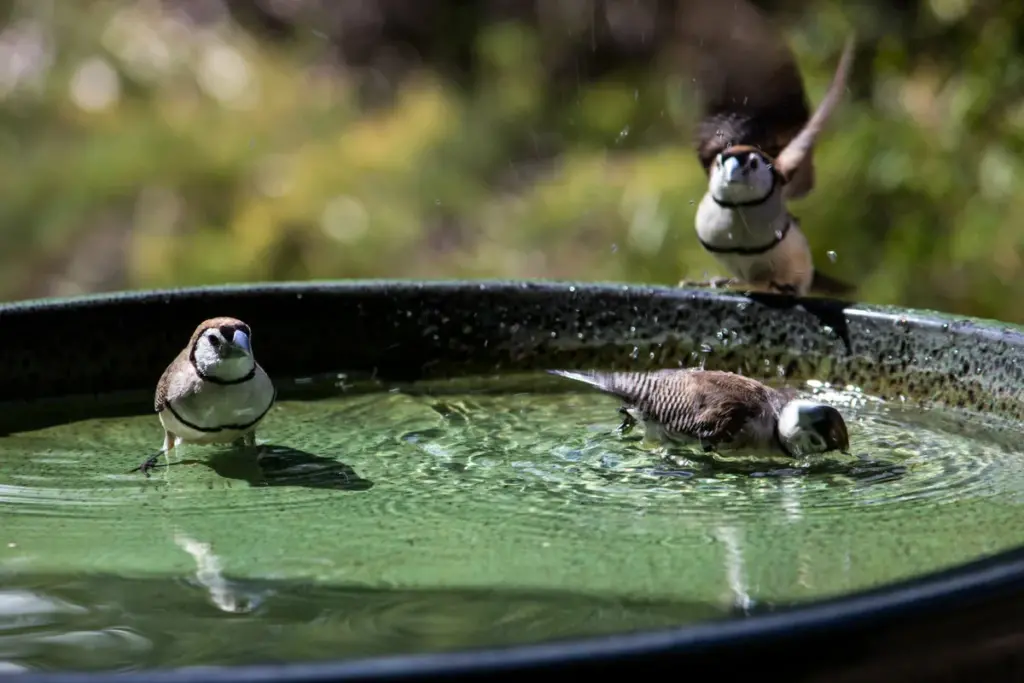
[5,278,1024,682]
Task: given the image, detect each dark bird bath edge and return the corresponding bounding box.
[3,279,1024,683]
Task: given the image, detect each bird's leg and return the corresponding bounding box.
[616,407,638,435]
[768,281,799,296]
[233,430,257,449]
[131,430,176,477]
[678,276,739,290]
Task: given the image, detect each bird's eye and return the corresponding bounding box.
[207,334,221,347]
[750,157,759,170]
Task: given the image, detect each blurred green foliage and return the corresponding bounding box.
[1,0,1024,323]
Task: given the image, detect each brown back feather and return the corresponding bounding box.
[587,369,788,447]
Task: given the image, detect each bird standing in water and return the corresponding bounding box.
[133,317,276,476]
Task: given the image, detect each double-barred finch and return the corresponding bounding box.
[683,30,858,298]
[133,317,276,476]
[550,369,849,458]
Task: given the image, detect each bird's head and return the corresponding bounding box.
[777,399,850,456]
[189,317,256,381]
[709,145,780,206]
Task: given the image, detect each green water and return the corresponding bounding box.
[2,373,1024,672]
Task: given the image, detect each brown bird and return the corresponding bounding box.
[132,317,276,476]
[550,368,849,458]
[675,5,857,297]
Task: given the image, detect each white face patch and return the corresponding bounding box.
[193,328,255,381]
[777,399,831,456]
[710,151,776,204]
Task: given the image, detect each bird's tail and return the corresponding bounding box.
[547,369,615,392]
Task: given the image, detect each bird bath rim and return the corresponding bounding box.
[3,278,1024,682]
[0,278,1018,416]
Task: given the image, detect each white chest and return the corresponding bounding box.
[694,192,787,250]
[694,195,813,292]
[161,368,275,444]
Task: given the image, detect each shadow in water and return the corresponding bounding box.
[647,450,908,484]
[603,428,907,484]
[193,444,374,491]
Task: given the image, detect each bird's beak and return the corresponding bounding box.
[722,156,744,183]
[228,329,252,356]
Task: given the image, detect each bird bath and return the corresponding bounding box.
[2,280,1024,682]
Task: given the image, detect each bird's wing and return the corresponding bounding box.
[675,0,811,175]
[773,35,857,183]
[641,371,772,446]
[154,349,200,413]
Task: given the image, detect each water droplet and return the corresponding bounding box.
[699,343,713,354]
[630,347,640,359]
[617,126,630,142]
[611,243,618,253]
[827,250,838,263]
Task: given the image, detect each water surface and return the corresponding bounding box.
[1,373,1023,672]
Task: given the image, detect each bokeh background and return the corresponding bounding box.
[2,0,1022,322]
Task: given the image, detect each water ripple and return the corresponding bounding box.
[0,375,1023,671]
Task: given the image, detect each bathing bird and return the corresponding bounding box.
[550,368,849,458]
[132,317,276,476]
[681,26,858,298]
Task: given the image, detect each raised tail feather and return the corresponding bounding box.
[547,369,615,392]
[548,369,656,405]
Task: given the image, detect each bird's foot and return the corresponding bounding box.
[678,276,738,290]
[768,282,800,296]
[616,407,638,435]
[130,453,164,478]
[232,432,258,449]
